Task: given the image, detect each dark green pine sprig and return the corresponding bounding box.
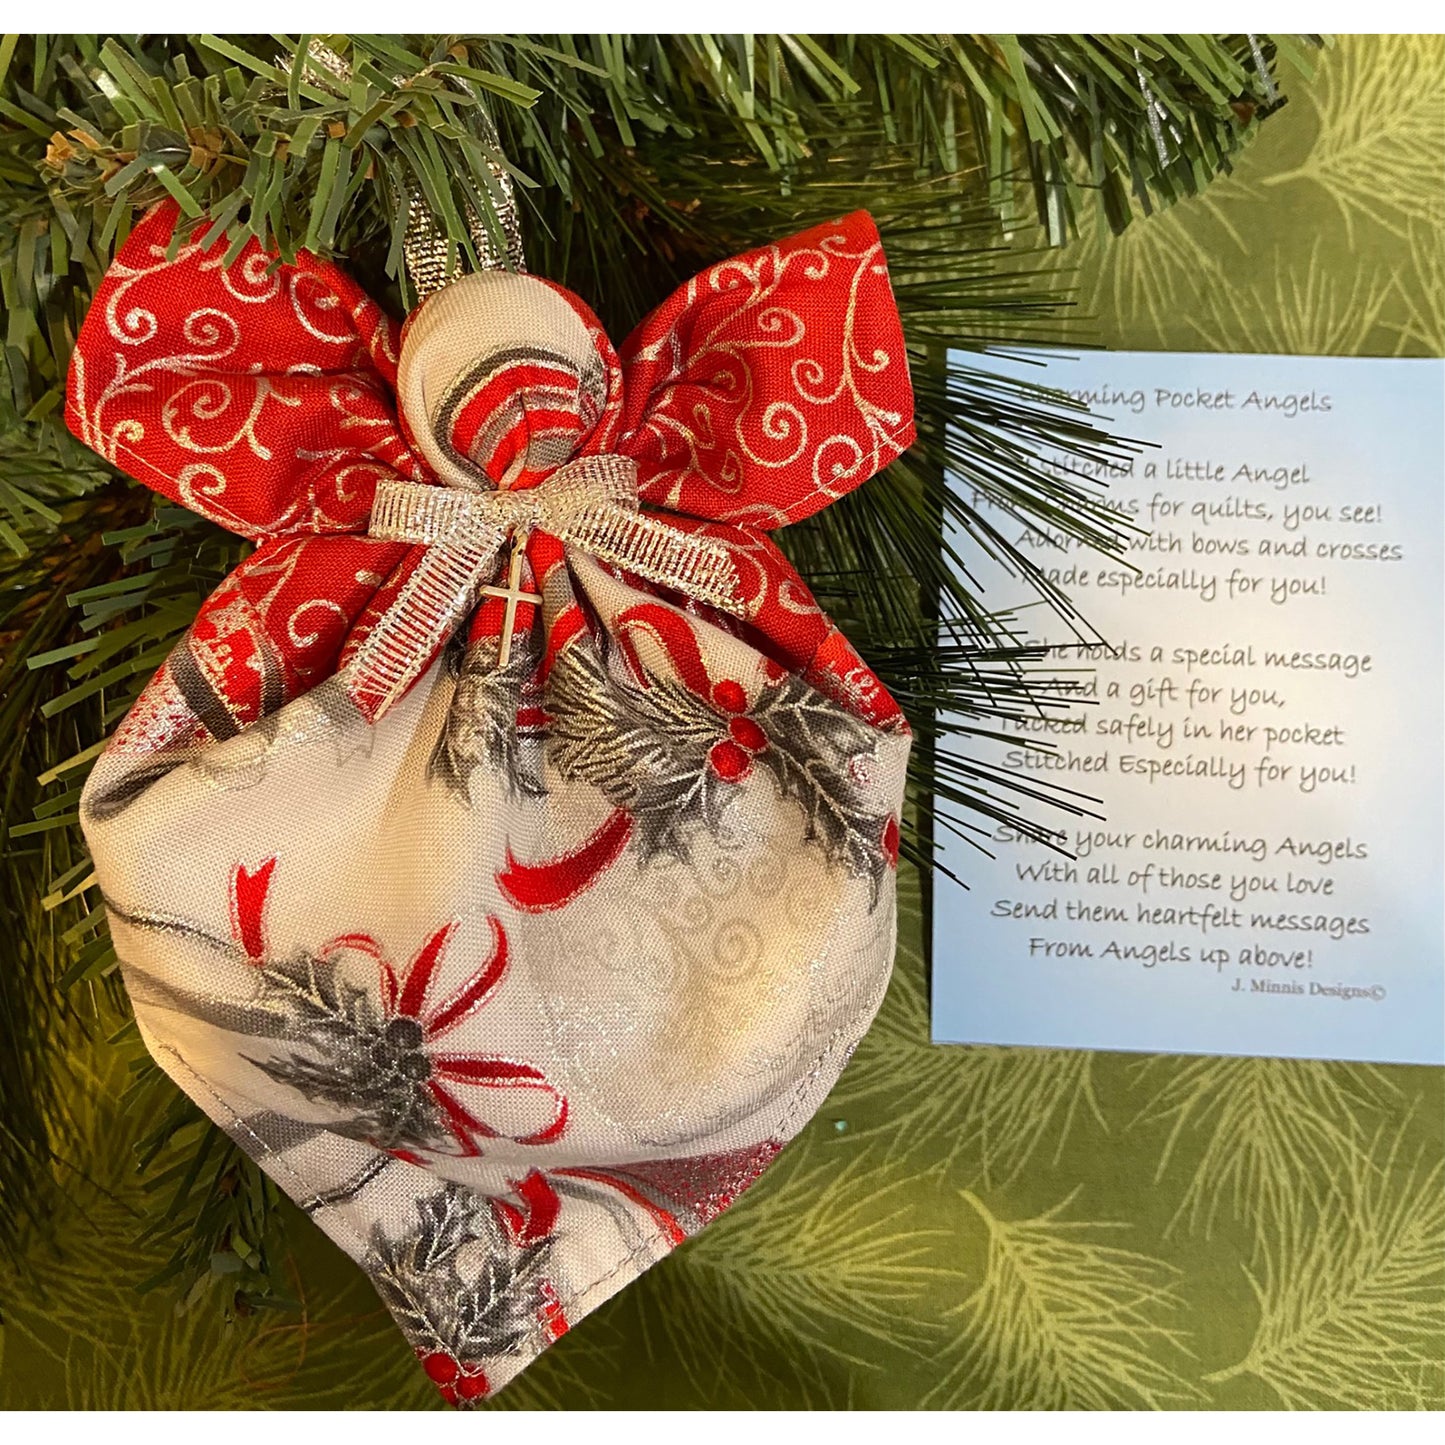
[0,33,1311,1300]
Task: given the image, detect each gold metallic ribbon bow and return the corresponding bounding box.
[345,455,743,717]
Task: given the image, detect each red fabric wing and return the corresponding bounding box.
[65,202,421,541]
[66,204,914,739]
[616,210,914,530]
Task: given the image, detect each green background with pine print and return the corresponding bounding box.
[1,34,1441,1410]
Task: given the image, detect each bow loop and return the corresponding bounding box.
[368,455,641,548]
[355,453,745,713]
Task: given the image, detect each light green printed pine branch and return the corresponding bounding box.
[1260,33,1444,245]
[1035,183,1250,347]
[631,1142,950,1405]
[1135,1053,1396,1243]
[926,1188,1200,1409]
[1185,233,1403,356]
[1395,218,1445,355]
[1205,1122,1445,1409]
[836,869,1105,1183]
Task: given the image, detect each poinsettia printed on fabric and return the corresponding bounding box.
[69,200,914,1402]
[113,857,567,1160]
[110,822,841,1402]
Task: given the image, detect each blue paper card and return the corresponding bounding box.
[932,351,1444,1065]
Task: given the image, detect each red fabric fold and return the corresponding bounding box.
[617,211,915,527]
[66,203,420,541]
[67,203,914,736]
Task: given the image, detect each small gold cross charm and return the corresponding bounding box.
[479,530,542,668]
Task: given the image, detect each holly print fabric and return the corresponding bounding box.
[66,203,914,1401]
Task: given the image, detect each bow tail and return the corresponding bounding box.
[560,505,746,618]
[342,534,505,721]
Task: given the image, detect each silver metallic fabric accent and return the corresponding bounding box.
[280,39,525,296]
[403,118,526,291]
[1134,48,1173,167]
[344,537,502,720]
[1246,34,1280,105]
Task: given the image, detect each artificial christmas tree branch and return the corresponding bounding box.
[0,32,1313,1299]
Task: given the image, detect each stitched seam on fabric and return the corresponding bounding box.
[797,621,908,740]
[152,1012,853,1368]
[499,1022,854,1360]
[771,418,915,525]
[151,1040,464,1362]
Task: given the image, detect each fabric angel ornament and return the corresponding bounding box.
[66,199,915,1402]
